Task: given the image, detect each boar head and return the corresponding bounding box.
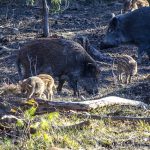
[80,63,100,95]
[102,16,127,48]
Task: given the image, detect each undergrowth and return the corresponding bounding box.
[0,104,150,150]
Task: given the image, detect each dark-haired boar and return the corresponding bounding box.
[16,38,100,95]
[101,7,150,63]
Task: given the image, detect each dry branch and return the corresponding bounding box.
[88,45,113,63]
[74,113,150,123]
[74,35,113,63]
[58,120,91,130]
[0,96,148,117]
[32,96,148,113]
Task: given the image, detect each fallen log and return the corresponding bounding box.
[0,96,148,116]
[88,45,113,63]
[27,96,148,114]
[74,35,113,63]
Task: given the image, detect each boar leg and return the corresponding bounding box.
[47,88,53,100]
[126,75,129,84]
[50,90,53,100]
[118,72,123,83]
[120,73,123,83]
[28,88,35,99]
[128,75,132,83]
[57,78,65,93]
[68,78,79,96]
[24,66,32,79]
[138,46,147,63]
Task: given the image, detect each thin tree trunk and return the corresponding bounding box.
[42,0,49,37]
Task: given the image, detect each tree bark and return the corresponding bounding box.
[0,96,148,117]
[42,0,50,37]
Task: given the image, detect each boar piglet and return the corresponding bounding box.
[123,0,149,13]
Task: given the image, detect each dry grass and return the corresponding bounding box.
[0,105,150,150]
[0,1,150,149]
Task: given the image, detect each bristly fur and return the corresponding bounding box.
[112,55,137,84]
[123,0,149,13]
[16,38,100,95]
[37,74,56,100]
[19,76,45,99]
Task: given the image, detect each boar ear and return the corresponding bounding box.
[111,13,115,18]
[110,17,120,29]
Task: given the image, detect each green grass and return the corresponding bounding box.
[0,105,150,150]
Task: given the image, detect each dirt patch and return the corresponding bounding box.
[0,2,149,102]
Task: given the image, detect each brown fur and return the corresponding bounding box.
[123,0,149,12]
[146,74,150,80]
[113,55,137,84]
[37,74,55,100]
[19,76,45,99]
[17,38,100,95]
[74,35,90,51]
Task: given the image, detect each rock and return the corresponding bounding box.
[12,28,20,35]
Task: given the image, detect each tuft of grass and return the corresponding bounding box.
[0,102,150,150]
[0,83,20,95]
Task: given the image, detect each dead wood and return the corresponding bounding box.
[88,45,113,63]
[72,113,150,123]
[32,96,148,113]
[0,96,148,117]
[74,35,113,63]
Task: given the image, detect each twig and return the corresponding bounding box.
[77,113,150,123]
[27,54,33,76]
[34,56,37,75]
[58,120,90,130]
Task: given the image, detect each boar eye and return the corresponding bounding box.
[108,28,112,33]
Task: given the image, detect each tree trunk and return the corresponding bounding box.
[42,0,50,37]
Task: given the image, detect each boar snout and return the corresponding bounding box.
[100,41,117,50]
[80,78,99,95]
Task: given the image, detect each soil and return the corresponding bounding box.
[0,2,149,103]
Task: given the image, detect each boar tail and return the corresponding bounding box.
[16,57,23,80]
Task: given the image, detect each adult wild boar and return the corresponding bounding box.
[101,7,150,62]
[16,38,100,95]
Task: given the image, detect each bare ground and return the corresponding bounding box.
[0,2,149,102]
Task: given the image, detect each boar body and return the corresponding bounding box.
[17,38,100,95]
[102,7,150,62]
[113,55,137,84]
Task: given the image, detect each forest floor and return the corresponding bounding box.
[0,1,150,150]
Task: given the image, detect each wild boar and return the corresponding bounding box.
[101,7,150,63]
[123,0,149,13]
[113,55,137,84]
[37,74,56,100]
[19,76,45,99]
[16,38,100,95]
